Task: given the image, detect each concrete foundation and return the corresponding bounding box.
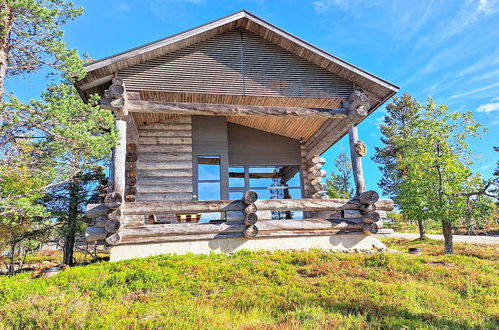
[110,233,387,262]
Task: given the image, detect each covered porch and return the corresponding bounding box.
[76,10,398,259]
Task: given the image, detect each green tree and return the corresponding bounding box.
[397,98,488,253]
[326,150,354,199]
[0,145,54,274]
[372,94,428,237]
[44,165,107,265]
[0,0,117,269]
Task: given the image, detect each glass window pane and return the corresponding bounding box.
[284,167,301,187]
[253,188,272,199]
[198,182,220,200]
[286,188,302,199]
[249,166,301,188]
[249,166,279,188]
[229,191,243,200]
[198,156,220,181]
[229,166,245,188]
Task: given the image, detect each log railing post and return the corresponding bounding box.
[348,125,365,196]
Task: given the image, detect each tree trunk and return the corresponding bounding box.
[0,1,12,95]
[441,219,453,254]
[7,240,16,276]
[417,219,426,239]
[63,177,80,266]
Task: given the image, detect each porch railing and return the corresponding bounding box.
[85,190,393,246]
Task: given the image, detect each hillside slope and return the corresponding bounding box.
[0,239,498,329]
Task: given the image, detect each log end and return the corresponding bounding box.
[244,213,258,226]
[361,211,380,224]
[105,219,123,234]
[358,190,380,205]
[243,225,259,238]
[106,233,122,245]
[359,203,376,214]
[362,223,379,235]
[104,192,123,210]
[244,203,258,214]
[242,190,258,204]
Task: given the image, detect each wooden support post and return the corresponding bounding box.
[113,119,127,202]
[348,126,365,196]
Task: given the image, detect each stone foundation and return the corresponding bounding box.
[110,233,386,262]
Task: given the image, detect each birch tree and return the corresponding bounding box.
[397,99,487,253]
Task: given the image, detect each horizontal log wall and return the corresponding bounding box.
[86,198,393,216]
[85,193,394,244]
[136,116,194,201]
[108,219,369,245]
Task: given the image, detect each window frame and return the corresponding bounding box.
[196,155,222,200]
[229,165,302,197]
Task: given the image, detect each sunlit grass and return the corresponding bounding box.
[0,239,497,329]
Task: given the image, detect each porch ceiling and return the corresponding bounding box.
[227,115,329,141]
[131,112,331,141]
[130,90,342,140]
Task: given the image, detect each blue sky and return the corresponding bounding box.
[8,0,499,197]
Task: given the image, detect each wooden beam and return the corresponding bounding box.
[305,90,370,158]
[125,98,349,118]
[79,74,114,91]
[115,197,394,215]
[101,77,128,118]
[349,126,366,196]
[103,218,377,245]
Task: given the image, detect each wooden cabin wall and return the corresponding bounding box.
[227,123,301,166]
[191,116,229,200]
[135,116,194,201]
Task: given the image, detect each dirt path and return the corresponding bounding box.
[376,232,499,245]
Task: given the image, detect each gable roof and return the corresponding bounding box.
[76,10,398,103]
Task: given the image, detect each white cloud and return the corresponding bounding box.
[313,0,350,14]
[468,68,499,82]
[479,161,495,170]
[450,81,499,99]
[115,3,130,11]
[476,102,499,113]
[442,0,499,39]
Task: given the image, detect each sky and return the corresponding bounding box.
[7,0,499,197]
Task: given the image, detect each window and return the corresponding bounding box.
[197,156,222,222]
[229,165,303,220]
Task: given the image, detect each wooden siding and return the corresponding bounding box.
[118,29,354,99]
[135,116,193,201]
[227,123,301,166]
[192,116,229,199]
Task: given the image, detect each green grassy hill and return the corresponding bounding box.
[0,239,498,329]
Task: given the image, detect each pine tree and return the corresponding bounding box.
[0,1,117,269]
[326,150,354,199]
[372,94,427,237]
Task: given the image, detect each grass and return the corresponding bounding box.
[0,239,497,329]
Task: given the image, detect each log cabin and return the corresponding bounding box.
[76,10,399,261]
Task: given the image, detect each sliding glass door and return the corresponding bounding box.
[229,165,303,219]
